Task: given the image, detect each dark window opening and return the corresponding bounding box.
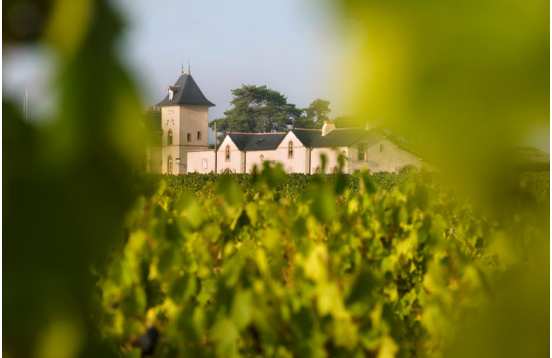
[167,129,173,145]
[288,141,294,159]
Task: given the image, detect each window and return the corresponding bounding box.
[357,144,366,161]
[288,141,294,159]
[187,133,191,142]
[167,156,173,175]
[167,129,173,145]
[197,131,201,140]
[168,88,174,101]
[379,143,384,152]
[202,158,208,169]
[225,145,230,161]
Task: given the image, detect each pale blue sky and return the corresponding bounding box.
[4,0,345,120]
[3,1,548,150]
[116,0,344,119]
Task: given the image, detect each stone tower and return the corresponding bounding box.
[156,70,215,174]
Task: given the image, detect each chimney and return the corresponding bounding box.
[321,120,335,136]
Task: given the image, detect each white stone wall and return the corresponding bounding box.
[349,139,421,173]
[161,106,181,174]
[187,150,216,173]
[245,132,309,173]
[161,146,181,175]
[245,150,279,173]
[310,147,349,174]
[161,106,181,145]
[182,133,421,175]
[179,105,209,148]
[216,136,244,173]
[160,105,210,174]
[279,132,309,173]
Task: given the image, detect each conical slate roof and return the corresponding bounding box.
[157,73,215,107]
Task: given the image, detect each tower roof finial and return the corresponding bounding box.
[181,64,184,75]
[188,60,191,75]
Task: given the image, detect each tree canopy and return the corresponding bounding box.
[295,98,331,128]
[211,85,333,132]
[210,85,302,132]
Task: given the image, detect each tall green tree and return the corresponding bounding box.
[295,98,331,128]
[211,85,303,132]
[333,115,358,128]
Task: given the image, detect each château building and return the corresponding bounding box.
[151,70,422,175]
[151,69,214,174]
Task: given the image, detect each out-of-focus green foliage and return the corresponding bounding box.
[4,0,147,357]
[97,167,548,357]
[330,0,549,356]
[4,0,548,357]
[334,0,548,188]
[160,170,410,198]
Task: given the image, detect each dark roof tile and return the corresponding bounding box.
[292,128,381,148]
[157,74,214,107]
[219,128,391,152]
[227,132,287,151]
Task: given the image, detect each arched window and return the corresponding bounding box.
[197,131,201,140]
[167,155,173,175]
[167,129,173,145]
[288,141,294,159]
[225,145,230,161]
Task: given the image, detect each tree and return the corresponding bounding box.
[333,115,359,128]
[210,85,303,132]
[298,99,331,128]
